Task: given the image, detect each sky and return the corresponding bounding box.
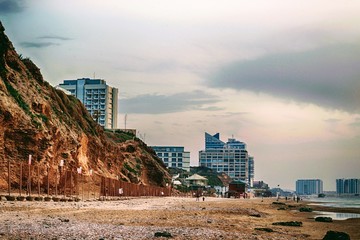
[1,0,360,191]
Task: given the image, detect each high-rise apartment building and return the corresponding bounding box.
[59,78,118,129]
[336,178,360,195]
[296,179,323,195]
[199,132,253,184]
[151,146,190,172]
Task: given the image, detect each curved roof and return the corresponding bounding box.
[186,174,207,180]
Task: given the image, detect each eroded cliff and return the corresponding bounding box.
[0,22,170,191]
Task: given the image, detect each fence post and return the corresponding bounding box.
[70,169,73,198]
[37,165,40,196]
[28,155,32,196]
[47,166,49,196]
[19,162,22,196]
[55,168,58,197]
[64,168,67,198]
[7,158,10,196]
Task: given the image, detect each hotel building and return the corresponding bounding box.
[296,179,323,195]
[199,132,254,185]
[151,146,190,172]
[336,178,360,195]
[59,78,118,129]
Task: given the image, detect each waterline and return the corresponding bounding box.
[313,211,360,220]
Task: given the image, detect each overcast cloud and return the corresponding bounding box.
[121,90,222,114]
[208,43,360,113]
[0,0,26,14]
[38,35,72,41]
[20,41,60,48]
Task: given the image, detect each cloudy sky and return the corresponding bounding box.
[2,0,360,190]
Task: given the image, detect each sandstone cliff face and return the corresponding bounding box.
[0,22,170,190]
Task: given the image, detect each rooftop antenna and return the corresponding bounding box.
[93,72,96,79]
[124,114,127,130]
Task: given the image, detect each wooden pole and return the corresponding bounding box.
[82,173,84,201]
[28,161,31,196]
[55,168,58,197]
[88,175,90,200]
[47,166,49,196]
[7,158,10,196]
[37,165,40,196]
[70,169,73,197]
[64,167,67,198]
[19,162,22,196]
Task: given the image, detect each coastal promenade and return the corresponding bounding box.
[0,196,359,239]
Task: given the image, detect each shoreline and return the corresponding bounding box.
[0,196,359,239]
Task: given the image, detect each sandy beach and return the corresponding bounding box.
[0,196,359,239]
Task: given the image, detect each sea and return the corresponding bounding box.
[304,196,360,220]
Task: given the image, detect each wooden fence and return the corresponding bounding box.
[100,176,171,197]
[1,159,171,200]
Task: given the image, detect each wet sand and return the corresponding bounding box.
[0,196,359,239]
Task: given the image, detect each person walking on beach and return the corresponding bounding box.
[296,196,300,203]
[202,196,205,201]
[196,194,200,201]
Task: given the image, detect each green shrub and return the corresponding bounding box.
[126,145,136,153]
[37,114,48,123]
[124,162,138,175]
[4,81,31,115]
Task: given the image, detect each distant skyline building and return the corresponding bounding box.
[296,179,323,195]
[150,146,190,172]
[199,132,253,184]
[248,156,254,187]
[336,178,360,195]
[59,78,118,129]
